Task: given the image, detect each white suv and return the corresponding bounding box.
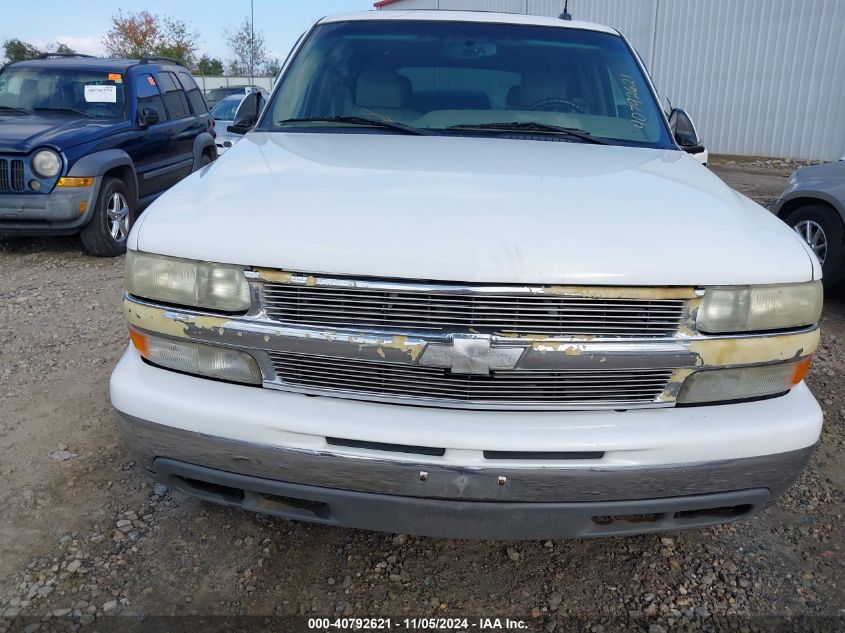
[111,11,823,539]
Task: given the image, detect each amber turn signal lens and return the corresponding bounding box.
[56,177,94,187]
[790,356,813,386]
[127,327,261,384]
[129,327,149,358]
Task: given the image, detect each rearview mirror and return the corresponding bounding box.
[228,92,262,135]
[137,107,160,128]
[668,107,704,154]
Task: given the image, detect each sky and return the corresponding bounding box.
[2,0,376,65]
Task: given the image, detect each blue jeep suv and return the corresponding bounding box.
[0,54,216,256]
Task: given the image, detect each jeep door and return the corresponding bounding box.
[155,71,201,181]
[131,73,182,201]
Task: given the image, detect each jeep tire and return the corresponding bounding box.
[80,177,133,257]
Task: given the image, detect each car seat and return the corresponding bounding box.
[354,70,419,122]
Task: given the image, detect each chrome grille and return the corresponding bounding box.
[0,158,25,192]
[269,352,673,406]
[261,283,686,337]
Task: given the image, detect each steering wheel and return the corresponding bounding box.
[527,98,586,114]
[87,105,117,118]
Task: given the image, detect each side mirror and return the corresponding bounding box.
[137,107,160,129]
[227,92,262,135]
[668,107,704,154]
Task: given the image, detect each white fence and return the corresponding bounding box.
[192,76,275,95]
[378,0,845,160]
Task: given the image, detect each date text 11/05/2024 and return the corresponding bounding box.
[307,618,529,630]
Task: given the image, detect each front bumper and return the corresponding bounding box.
[119,412,810,539]
[0,180,99,235]
[111,347,821,539]
[151,456,777,540]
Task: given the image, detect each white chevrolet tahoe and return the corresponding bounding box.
[110,11,824,539]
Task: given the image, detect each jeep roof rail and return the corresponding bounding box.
[36,52,97,59]
[138,55,185,67]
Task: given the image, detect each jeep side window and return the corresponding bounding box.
[157,72,191,120]
[135,74,166,122]
[176,72,208,115]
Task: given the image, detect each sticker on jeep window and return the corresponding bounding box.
[84,85,117,103]
[108,73,123,83]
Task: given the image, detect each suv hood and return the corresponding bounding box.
[0,115,121,153]
[133,132,816,286]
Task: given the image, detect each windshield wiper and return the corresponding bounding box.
[278,116,435,136]
[0,105,31,115]
[34,106,93,118]
[447,121,610,145]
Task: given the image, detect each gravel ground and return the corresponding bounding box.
[0,160,843,632]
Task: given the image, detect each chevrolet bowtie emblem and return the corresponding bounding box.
[418,335,525,375]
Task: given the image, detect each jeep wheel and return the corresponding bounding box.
[80,177,133,257]
[785,203,845,288]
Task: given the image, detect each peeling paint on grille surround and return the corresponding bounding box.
[121,272,820,410]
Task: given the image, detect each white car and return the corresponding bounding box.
[112,11,823,539]
[210,92,267,154]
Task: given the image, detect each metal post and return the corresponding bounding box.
[249,0,255,86]
[650,0,661,73]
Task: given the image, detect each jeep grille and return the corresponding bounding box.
[0,158,26,192]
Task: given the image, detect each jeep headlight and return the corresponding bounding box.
[31,149,62,178]
[125,251,250,312]
[697,282,822,334]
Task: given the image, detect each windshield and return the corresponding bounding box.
[210,96,242,120]
[0,67,126,119]
[262,20,673,148]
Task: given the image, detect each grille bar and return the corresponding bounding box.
[0,159,8,191]
[261,284,686,337]
[269,352,672,405]
[11,160,24,191]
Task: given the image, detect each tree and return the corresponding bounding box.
[263,57,281,77]
[3,39,40,63]
[102,10,198,67]
[102,10,158,59]
[52,42,77,55]
[225,18,266,77]
[196,54,224,76]
[155,16,199,67]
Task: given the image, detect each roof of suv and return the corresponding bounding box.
[7,57,183,73]
[319,10,617,35]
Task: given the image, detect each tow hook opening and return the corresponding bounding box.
[177,476,244,503]
[591,503,753,527]
[673,504,752,520]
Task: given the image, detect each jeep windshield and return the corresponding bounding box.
[262,20,674,148]
[0,67,126,120]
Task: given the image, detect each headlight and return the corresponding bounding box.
[31,149,62,178]
[697,282,822,333]
[677,357,812,404]
[125,251,250,312]
[130,327,261,384]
